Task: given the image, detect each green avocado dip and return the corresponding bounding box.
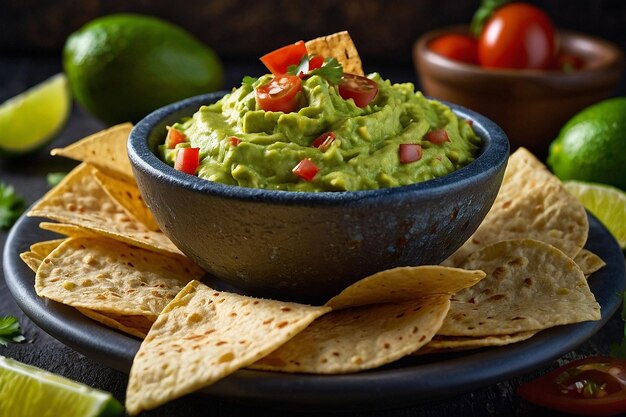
[160,73,481,192]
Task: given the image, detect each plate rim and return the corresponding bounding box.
[4,211,625,410]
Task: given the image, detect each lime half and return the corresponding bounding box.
[0,73,71,156]
[0,356,123,417]
[563,180,626,249]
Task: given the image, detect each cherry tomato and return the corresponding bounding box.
[311,131,336,152]
[518,356,626,416]
[260,40,308,75]
[165,128,186,148]
[425,129,450,144]
[478,3,556,69]
[429,34,479,65]
[399,144,422,164]
[255,75,303,113]
[292,159,319,181]
[174,147,199,175]
[338,74,379,107]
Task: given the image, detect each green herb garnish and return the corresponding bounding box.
[287,56,344,84]
[0,316,25,347]
[0,182,26,230]
[470,0,510,37]
[242,76,258,87]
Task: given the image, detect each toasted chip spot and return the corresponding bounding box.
[61,281,75,290]
[218,352,234,363]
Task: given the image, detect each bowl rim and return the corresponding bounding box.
[128,91,509,206]
[414,25,625,80]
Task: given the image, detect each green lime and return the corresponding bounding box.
[0,356,123,417]
[563,180,626,249]
[0,73,70,156]
[63,13,223,125]
[547,97,626,191]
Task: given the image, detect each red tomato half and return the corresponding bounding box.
[338,74,379,107]
[174,147,199,175]
[255,75,303,113]
[478,3,556,69]
[429,34,478,65]
[260,40,308,75]
[518,356,626,416]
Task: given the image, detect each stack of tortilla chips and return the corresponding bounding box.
[20,32,603,415]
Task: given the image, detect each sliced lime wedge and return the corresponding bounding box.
[0,73,71,156]
[563,180,626,249]
[0,356,123,417]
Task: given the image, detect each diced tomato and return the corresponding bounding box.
[260,40,308,75]
[311,131,336,152]
[255,75,303,113]
[338,74,379,107]
[166,128,186,149]
[174,147,199,175]
[399,144,422,164]
[309,55,325,70]
[425,129,450,144]
[466,119,474,127]
[292,158,319,181]
[229,136,242,147]
[518,356,626,416]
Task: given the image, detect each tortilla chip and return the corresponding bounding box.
[251,266,484,374]
[35,237,203,317]
[20,251,44,273]
[326,265,486,310]
[574,249,606,277]
[444,148,588,266]
[51,123,134,181]
[77,308,152,339]
[418,331,538,354]
[438,239,600,337]
[93,170,160,231]
[28,163,181,256]
[305,31,364,76]
[253,295,451,374]
[125,280,329,415]
[39,222,102,238]
[29,239,66,258]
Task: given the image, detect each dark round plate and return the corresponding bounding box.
[4,212,625,410]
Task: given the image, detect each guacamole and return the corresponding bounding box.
[160,73,481,192]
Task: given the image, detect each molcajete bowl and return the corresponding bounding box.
[128,92,509,302]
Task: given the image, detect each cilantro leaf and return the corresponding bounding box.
[0,182,26,230]
[308,57,344,85]
[242,76,258,87]
[0,316,25,347]
[286,55,311,77]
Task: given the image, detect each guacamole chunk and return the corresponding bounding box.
[160,73,481,192]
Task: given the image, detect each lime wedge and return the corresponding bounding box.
[0,73,71,156]
[0,356,123,417]
[563,180,626,249]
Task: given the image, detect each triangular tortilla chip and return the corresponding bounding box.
[444,148,588,266]
[418,331,538,354]
[28,163,181,256]
[51,123,134,181]
[251,266,484,374]
[125,280,329,415]
[306,31,364,76]
[93,170,160,231]
[35,237,203,317]
[438,239,600,337]
[574,249,606,277]
[77,308,153,339]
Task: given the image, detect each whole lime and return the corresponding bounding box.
[63,14,223,125]
[547,97,626,191]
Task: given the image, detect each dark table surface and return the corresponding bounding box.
[2,55,626,417]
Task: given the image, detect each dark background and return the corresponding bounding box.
[2,0,626,66]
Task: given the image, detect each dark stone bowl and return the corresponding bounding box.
[128,92,509,303]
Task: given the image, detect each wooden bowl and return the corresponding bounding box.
[414,26,625,157]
